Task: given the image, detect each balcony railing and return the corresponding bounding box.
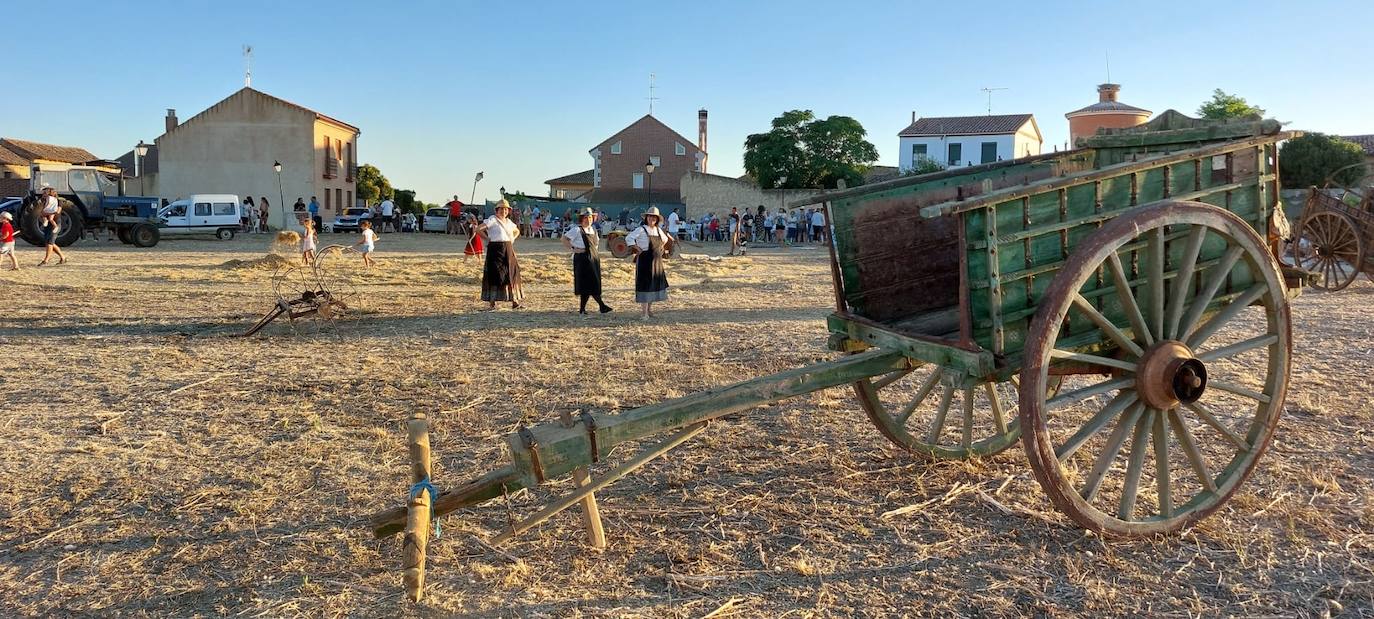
[324,157,340,179]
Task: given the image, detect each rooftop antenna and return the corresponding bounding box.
[1105,51,1112,83]
[647,73,659,115]
[980,87,1008,115]
[243,45,253,87]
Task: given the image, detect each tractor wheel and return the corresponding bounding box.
[117,228,133,244]
[20,197,84,247]
[130,224,160,247]
[17,198,46,246]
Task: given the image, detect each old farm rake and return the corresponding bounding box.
[243,245,362,336]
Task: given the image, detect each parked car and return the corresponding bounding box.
[333,207,370,233]
[158,194,242,240]
[423,208,449,232]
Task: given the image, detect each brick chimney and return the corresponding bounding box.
[1097,83,1121,103]
[165,109,178,133]
[698,109,708,173]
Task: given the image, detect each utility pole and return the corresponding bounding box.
[243,45,253,87]
[647,73,659,115]
[980,87,1008,115]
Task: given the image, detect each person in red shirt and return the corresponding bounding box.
[0,211,18,271]
[446,196,464,235]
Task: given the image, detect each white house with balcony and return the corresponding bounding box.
[897,113,1042,172]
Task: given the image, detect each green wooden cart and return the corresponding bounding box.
[368,111,1298,557]
[1288,162,1373,290]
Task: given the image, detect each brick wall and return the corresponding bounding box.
[679,171,819,220]
[593,115,702,204]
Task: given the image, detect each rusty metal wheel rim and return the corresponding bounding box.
[1292,211,1363,291]
[313,244,363,314]
[1020,201,1290,535]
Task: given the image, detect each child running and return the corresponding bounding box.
[355,220,376,268]
[300,218,317,265]
[1,212,17,271]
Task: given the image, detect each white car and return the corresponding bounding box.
[334,207,370,233]
[423,208,449,232]
[159,194,242,240]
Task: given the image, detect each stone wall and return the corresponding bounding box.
[679,171,819,220]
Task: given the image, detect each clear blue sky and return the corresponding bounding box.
[4,0,1368,204]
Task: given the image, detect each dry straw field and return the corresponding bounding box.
[0,232,1370,617]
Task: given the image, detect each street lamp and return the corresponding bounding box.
[644,160,655,208]
[470,171,484,205]
[134,140,149,196]
[273,160,285,230]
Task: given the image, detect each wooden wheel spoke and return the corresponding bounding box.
[1167,408,1216,492]
[1178,245,1244,340]
[1197,334,1279,362]
[1184,401,1251,450]
[960,387,975,449]
[1152,409,1172,518]
[1148,228,1166,341]
[925,383,956,444]
[1184,283,1268,350]
[1047,376,1135,409]
[1118,409,1154,520]
[1165,226,1207,340]
[1107,252,1154,346]
[984,382,1007,434]
[1208,380,1272,404]
[895,370,943,426]
[1071,294,1144,358]
[1056,391,1138,461]
[1081,403,1144,502]
[1050,349,1137,372]
[872,367,915,391]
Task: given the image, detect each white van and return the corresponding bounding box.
[159,194,242,239]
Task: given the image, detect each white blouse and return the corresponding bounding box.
[625,225,669,251]
[562,225,598,250]
[483,216,518,242]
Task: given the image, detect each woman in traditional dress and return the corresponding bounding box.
[561,207,613,315]
[462,211,484,261]
[475,199,524,310]
[626,207,673,320]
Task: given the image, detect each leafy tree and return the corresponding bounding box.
[1279,133,1367,189]
[744,110,879,189]
[904,156,946,176]
[1197,89,1265,120]
[391,189,425,215]
[355,164,393,203]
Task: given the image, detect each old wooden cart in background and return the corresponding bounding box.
[1288,162,1374,290]
[369,112,1298,596]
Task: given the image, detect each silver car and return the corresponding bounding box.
[423,208,449,232]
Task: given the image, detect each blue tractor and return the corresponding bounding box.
[2,162,163,247]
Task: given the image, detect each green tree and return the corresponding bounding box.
[744,110,879,189]
[904,156,946,176]
[1197,89,1265,120]
[391,189,424,215]
[355,164,393,204]
[1278,133,1367,189]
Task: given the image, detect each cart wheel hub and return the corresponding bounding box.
[1136,340,1206,410]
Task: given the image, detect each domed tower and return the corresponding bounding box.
[1066,83,1151,146]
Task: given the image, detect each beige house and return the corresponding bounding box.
[132,87,360,230]
[0,138,107,197]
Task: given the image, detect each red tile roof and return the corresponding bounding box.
[545,169,595,185]
[898,114,1035,137]
[0,138,100,164]
[1066,100,1152,116]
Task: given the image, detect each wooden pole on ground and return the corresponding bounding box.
[402,412,432,602]
[560,410,606,549]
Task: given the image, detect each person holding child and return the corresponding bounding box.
[38,187,66,266]
[475,199,524,310]
[561,207,612,315]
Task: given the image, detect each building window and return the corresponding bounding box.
[649,156,660,167]
[980,142,998,164]
[346,190,352,210]
[632,172,644,189]
[947,143,962,166]
[611,141,622,155]
[675,142,686,155]
[324,190,331,211]
[335,188,342,213]
[911,143,927,159]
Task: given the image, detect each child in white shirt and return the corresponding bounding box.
[300,218,317,265]
[355,220,376,268]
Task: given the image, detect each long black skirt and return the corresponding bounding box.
[572,252,602,296]
[634,250,669,303]
[481,241,524,302]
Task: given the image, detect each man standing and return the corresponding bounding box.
[667,207,681,238]
[379,196,396,233]
[811,207,826,244]
[308,196,321,232]
[446,195,464,234]
[727,207,741,256]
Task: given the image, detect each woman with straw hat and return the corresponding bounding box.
[625,206,673,319]
[475,199,525,310]
[561,207,613,315]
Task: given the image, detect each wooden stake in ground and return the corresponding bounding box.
[402,412,432,602]
[560,410,606,549]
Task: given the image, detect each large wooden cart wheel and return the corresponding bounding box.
[855,366,1058,459]
[1020,200,1290,535]
[1291,211,1364,291]
[313,244,362,316]
[607,234,631,258]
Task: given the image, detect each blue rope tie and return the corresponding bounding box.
[408,477,442,539]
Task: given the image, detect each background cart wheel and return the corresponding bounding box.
[1291,210,1364,291]
[1020,201,1290,535]
[607,233,631,258]
[313,244,362,315]
[854,364,1060,459]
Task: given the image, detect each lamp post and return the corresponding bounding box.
[644,160,655,209]
[273,160,285,230]
[134,140,149,197]
[470,171,484,205]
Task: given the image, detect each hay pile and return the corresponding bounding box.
[216,253,293,270]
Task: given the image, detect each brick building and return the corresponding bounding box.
[1065,83,1151,146]
[548,111,708,208]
